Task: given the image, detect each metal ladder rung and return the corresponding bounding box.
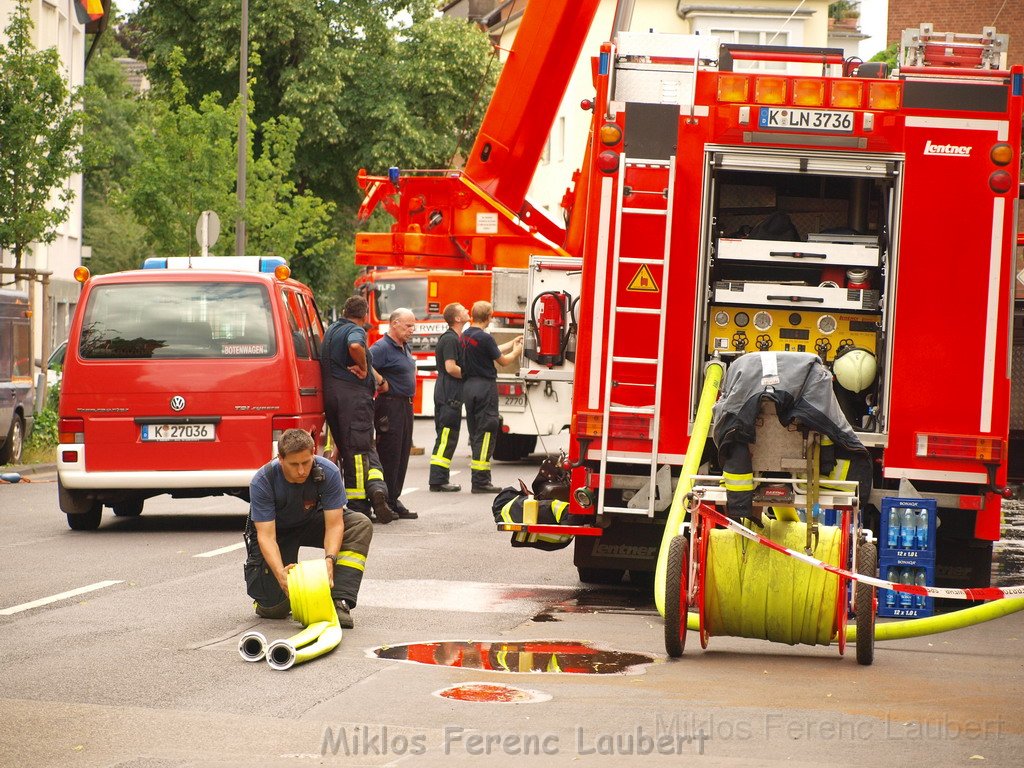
[619,257,664,265]
[601,505,652,515]
[615,307,660,315]
[606,403,655,415]
[611,356,658,364]
[604,455,656,465]
[621,207,668,216]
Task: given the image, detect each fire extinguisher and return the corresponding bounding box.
[528,291,571,367]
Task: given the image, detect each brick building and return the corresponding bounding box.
[887,0,1024,65]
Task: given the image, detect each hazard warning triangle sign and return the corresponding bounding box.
[626,264,659,292]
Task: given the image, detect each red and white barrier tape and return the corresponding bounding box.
[698,504,1024,601]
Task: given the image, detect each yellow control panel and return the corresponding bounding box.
[706,305,879,362]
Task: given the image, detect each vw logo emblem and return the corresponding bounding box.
[170,395,186,412]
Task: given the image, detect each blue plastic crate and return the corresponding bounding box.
[877,556,935,618]
[880,497,937,558]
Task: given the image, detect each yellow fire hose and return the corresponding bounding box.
[682,593,1024,642]
[654,359,725,616]
[654,361,1024,643]
[705,522,842,645]
[240,559,342,671]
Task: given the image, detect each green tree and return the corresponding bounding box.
[0,0,84,274]
[130,1,497,207]
[870,42,899,70]
[80,30,150,274]
[115,49,336,292]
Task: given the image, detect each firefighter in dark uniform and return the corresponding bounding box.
[320,296,393,523]
[429,302,470,492]
[244,429,372,628]
[369,308,419,519]
[461,301,523,494]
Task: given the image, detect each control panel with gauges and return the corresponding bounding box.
[706,305,880,361]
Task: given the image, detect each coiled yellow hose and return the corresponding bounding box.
[704,522,841,645]
[264,560,342,671]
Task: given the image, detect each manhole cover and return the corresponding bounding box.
[433,683,552,703]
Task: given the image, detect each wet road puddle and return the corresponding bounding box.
[433,683,552,703]
[373,640,654,674]
[531,587,659,622]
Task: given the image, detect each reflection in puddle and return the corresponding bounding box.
[434,683,551,703]
[374,640,654,674]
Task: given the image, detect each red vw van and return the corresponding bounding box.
[57,257,326,529]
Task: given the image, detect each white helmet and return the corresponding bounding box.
[833,348,877,393]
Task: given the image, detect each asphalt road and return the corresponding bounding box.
[1,420,1022,767]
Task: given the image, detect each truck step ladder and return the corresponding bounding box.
[597,156,677,517]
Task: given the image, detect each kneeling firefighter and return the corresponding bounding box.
[244,429,373,628]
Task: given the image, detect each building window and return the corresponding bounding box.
[712,29,790,70]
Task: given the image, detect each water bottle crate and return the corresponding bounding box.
[878,549,935,567]
[877,557,935,619]
[880,497,936,556]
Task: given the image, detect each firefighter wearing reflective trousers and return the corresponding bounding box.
[461,301,523,494]
[429,302,470,492]
[320,296,393,523]
[244,429,372,628]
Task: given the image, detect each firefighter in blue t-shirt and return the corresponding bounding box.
[243,429,373,628]
[460,301,523,493]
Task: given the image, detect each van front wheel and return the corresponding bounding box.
[67,503,102,531]
[0,414,24,465]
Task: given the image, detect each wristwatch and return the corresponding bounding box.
[325,554,337,566]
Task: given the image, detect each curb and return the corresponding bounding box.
[2,463,56,477]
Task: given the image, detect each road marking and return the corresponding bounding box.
[194,542,246,558]
[0,580,123,616]
[400,487,419,496]
[357,579,577,614]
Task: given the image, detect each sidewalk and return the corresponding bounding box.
[1,462,56,478]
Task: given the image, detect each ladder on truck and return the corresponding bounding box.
[597,155,677,517]
[900,23,1009,71]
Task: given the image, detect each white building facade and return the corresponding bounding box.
[0,0,86,370]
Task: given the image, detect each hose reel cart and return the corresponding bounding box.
[663,353,878,664]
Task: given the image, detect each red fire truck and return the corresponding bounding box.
[352,2,599,457]
[352,267,459,417]
[540,22,1022,587]
[354,0,1021,588]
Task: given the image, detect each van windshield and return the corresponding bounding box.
[80,282,277,359]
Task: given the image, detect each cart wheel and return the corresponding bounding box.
[664,535,689,658]
[855,540,877,666]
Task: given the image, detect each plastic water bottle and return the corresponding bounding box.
[899,569,914,609]
[900,507,916,548]
[886,568,898,608]
[887,506,900,548]
[915,570,928,609]
[915,510,929,550]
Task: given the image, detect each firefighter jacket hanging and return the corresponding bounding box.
[711,352,872,521]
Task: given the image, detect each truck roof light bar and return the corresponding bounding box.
[141,256,288,274]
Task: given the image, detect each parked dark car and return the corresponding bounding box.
[0,289,35,465]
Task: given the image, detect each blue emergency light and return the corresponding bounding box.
[142,256,287,273]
